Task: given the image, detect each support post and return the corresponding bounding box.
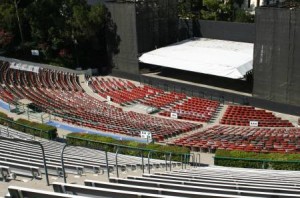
[115,147,120,178]
[181,154,184,169]
[0,137,49,186]
[197,153,201,167]
[147,151,152,174]
[105,151,110,179]
[60,144,68,183]
[141,151,144,174]
[169,153,172,171]
[165,153,168,171]
[184,154,187,169]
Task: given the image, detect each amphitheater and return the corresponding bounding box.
[1,59,300,198]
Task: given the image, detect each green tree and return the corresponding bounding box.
[0,2,16,32]
[13,0,25,44]
[1,0,118,69]
[235,9,255,22]
[0,0,32,46]
[201,0,220,20]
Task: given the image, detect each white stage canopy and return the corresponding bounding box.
[139,38,254,79]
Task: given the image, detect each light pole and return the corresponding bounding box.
[72,35,79,69]
[74,39,79,69]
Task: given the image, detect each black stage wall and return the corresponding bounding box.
[253,8,300,107]
[179,19,255,43]
[136,0,178,53]
[105,0,178,74]
[105,2,139,74]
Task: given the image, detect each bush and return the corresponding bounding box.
[234,9,254,23]
[67,133,190,161]
[0,112,9,118]
[215,149,300,170]
[0,112,57,139]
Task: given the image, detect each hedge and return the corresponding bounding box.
[67,133,190,161]
[215,149,300,170]
[0,112,11,119]
[0,112,57,140]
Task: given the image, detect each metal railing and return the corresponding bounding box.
[0,127,193,185]
[0,136,49,186]
[60,141,192,183]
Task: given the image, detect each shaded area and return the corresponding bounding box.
[141,66,253,94]
[253,8,300,107]
[178,19,255,43]
[106,2,138,74]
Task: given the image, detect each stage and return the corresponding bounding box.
[139,38,254,79]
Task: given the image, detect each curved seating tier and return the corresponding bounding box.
[221,105,293,127]
[89,76,221,123]
[171,125,300,153]
[0,61,201,141]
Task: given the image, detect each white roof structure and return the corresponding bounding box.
[139,38,254,79]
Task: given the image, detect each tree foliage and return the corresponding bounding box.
[0,0,117,69]
[179,0,254,23]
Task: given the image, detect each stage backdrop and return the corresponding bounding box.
[253,7,300,107]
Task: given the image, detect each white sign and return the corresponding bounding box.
[140,130,152,141]
[170,112,178,119]
[31,50,40,56]
[250,121,259,127]
[106,96,111,102]
[9,62,40,73]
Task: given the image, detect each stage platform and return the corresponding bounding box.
[139,38,254,79]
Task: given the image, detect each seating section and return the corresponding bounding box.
[221,105,293,127]
[159,97,220,122]
[0,125,181,181]
[141,92,187,108]
[171,125,300,153]
[7,166,300,197]
[0,61,201,141]
[89,76,163,104]
[89,76,221,123]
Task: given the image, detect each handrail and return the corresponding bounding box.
[0,136,49,186]
[61,144,68,183]
[115,147,120,178]
[147,151,152,174]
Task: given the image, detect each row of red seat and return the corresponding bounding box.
[0,61,202,141]
[89,77,163,104]
[159,97,220,122]
[170,125,300,153]
[221,105,293,127]
[141,92,186,108]
[89,77,222,124]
